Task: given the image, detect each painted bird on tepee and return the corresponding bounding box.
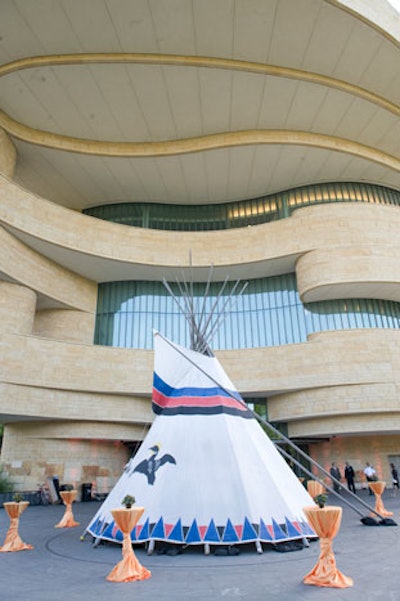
[131,444,176,485]
[86,330,315,552]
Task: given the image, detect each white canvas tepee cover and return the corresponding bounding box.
[86,332,315,547]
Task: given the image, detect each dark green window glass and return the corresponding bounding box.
[94,277,400,350]
[84,183,400,232]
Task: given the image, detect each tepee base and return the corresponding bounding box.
[148,540,309,556]
[84,529,314,556]
[87,536,314,556]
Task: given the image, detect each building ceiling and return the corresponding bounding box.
[0,0,399,213]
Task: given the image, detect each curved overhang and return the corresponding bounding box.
[288,413,400,438]
[1,175,400,311]
[1,0,400,484]
[0,0,399,211]
[297,247,400,303]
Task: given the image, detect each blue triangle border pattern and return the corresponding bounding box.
[120,515,313,544]
[88,514,315,545]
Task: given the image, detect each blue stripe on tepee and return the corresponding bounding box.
[185,519,202,544]
[259,519,273,541]
[168,519,184,542]
[204,519,220,543]
[153,372,241,401]
[151,517,165,539]
[285,517,302,538]
[242,517,258,541]
[222,519,239,543]
[137,517,150,541]
[271,519,288,540]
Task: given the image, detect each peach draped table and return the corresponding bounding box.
[303,505,353,588]
[106,507,151,583]
[55,490,80,528]
[0,501,34,552]
[368,481,393,517]
[306,480,325,498]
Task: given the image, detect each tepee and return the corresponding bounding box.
[86,331,316,552]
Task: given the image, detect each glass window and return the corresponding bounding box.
[84,184,400,232]
[95,278,400,350]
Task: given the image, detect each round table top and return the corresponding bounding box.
[60,489,78,502]
[303,505,343,538]
[111,506,145,533]
[3,501,30,517]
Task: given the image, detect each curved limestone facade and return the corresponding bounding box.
[0,0,399,494]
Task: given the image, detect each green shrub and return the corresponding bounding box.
[0,465,13,493]
[121,494,136,508]
[314,493,328,508]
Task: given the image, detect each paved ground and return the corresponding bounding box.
[0,490,399,601]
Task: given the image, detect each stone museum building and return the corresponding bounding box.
[0,0,399,494]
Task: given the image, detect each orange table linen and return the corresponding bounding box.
[55,490,80,528]
[303,506,353,588]
[0,501,34,552]
[307,480,325,498]
[106,507,151,583]
[368,481,393,517]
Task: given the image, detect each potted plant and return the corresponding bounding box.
[13,492,24,503]
[314,493,327,508]
[121,494,136,509]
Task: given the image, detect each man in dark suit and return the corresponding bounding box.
[344,461,356,494]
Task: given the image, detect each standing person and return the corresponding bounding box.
[344,461,356,494]
[52,474,62,503]
[363,462,376,495]
[330,462,341,492]
[390,463,399,496]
